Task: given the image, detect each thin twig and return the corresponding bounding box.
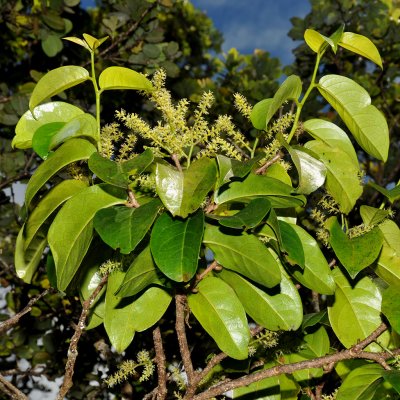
[193,261,219,288]
[0,172,31,190]
[0,289,52,335]
[56,273,109,399]
[153,326,167,400]
[171,154,183,172]
[0,374,28,400]
[126,189,140,208]
[255,153,282,175]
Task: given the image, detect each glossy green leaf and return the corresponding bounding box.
[88,149,154,188]
[382,370,400,393]
[264,163,292,185]
[305,140,362,214]
[304,29,334,53]
[379,219,400,254]
[15,225,47,283]
[104,271,136,353]
[328,268,388,350]
[99,66,153,91]
[326,217,383,278]
[25,180,88,249]
[25,138,96,208]
[218,198,271,229]
[360,205,390,226]
[368,181,400,204]
[318,74,389,161]
[82,33,108,50]
[339,32,383,68]
[203,224,281,288]
[215,173,306,209]
[117,246,164,298]
[94,199,161,254]
[250,98,273,130]
[188,277,250,360]
[382,286,400,334]
[29,66,90,111]
[150,211,204,282]
[336,364,384,400]
[32,122,66,159]
[279,221,305,268]
[375,244,400,287]
[328,24,345,53]
[281,222,336,294]
[219,268,302,331]
[301,310,329,331]
[13,101,84,149]
[155,157,217,218]
[303,119,358,167]
[48,184,126,291]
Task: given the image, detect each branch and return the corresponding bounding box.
[193,323,395,400]
[0,289,52,335]
[0,172,31,190]
[126,189,140,208]
[153,326,167,400]
[171,154,183,172]
[193,261,220,288]
[255,153,282,175]
[56,273,109,399]
[0,374,28,400]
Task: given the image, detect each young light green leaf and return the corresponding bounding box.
[382,286,400,334]
[82,33,108,50]
[99,66,153,92]
[379,219,400,254]
[203,224,281,288]
[328,24,345,53]
[326,217,383,278]
[360,205,390,226]
[94,199,162,254]
[63,36,91,51]
[375,244,400,287]
[25,138,96,208]
[29,66,90,111]
[304,29,334,53]
[303,119,358,167]
[328,268,388,351]
[368,181,400,204]
[339,32,383,68]
[250,98,273,130]
[13,101,84,149]
[48,184,126,291]
[219,268,302,331]
[150,211,204,282]
[25,180,88,249]
[305,140,362,214]
[188,277,250,360]
[117,246,164,298]
[318,75,389,161]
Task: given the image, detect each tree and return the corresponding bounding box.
[3,20,400,400]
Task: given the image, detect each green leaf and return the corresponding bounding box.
[15,225,47,283]
[150,211,204,282]
[203,224,281,288]
[360,205,390,226]
[318,75,389,161]
[219,268,302,331]
[99,66,153,91]
[303,119,358,167]
[13,101,84,149]
[104,271,136,353]
[304,29,334,53]
[215,173,306,209]
[250,98,273,130]
[25,180,88,249]
[155,157,217,218]
[41,34,63,57]
[25,138,96,208]
[339,32,383,68]
[368,181,400,204]
[32,122,66,159]
[94,199,162,254]
[48,184,126,291]
[382,286,400,334]
[279,221,305,269]
[305,140,362,214]
[218,198,271,230]
[379,219,400,254]
[88,149,154,188]
[82,33,108,50]
[29,66,90,111]
[301,310,329,331]
[336,364,384,400]
[328,24,345,53]
[326,217,383,278]
[382,370,400,394]
[375,244,400,287]
[188,277,250,360]
[264,163,292,186]
[328,268,388,351]
[117,246,164,298]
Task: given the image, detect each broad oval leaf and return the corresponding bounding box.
[375,244,400,287]
[250,98,273,130]
[339,32,383,69]
[150,211,204,282]
[48,184,126,291]
[379,219,400,254]
[360,205,390,226]
[188,277,250,360]
[30,66,90,111]
[203,224,281,288]
[94,199,162,254]
[304,29,334,53]
[305,140,362,214]
[318,74,389,161]
[25,138,96,208]
[328,268,388,351]
[32,122,65,159]
[13,101,84,149]
[326,217,383,278]
[382,286,400,334]
[99,66,153,91]
[219,268,302,331]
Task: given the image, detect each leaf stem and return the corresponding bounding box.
[89,50,102,151]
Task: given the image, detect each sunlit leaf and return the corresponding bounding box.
[250,98,273,130]
[304,28,334,53]
[360,205,390,226]
[368,181,400,204]
[99,66,153,91]
[375,244,400,287]
[382,286,400,334]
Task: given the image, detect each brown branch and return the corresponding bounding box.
[193,261,219,288]
[0,374,28,400]
[255,153,282,175]
[0,172,31,190]
[175,295,195,385]
[126,189,140,208]
[171,154,183,172]
[56,273,109,399]
[0,289,51,335]
[153,326,167,400]
[192,323,395,400]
